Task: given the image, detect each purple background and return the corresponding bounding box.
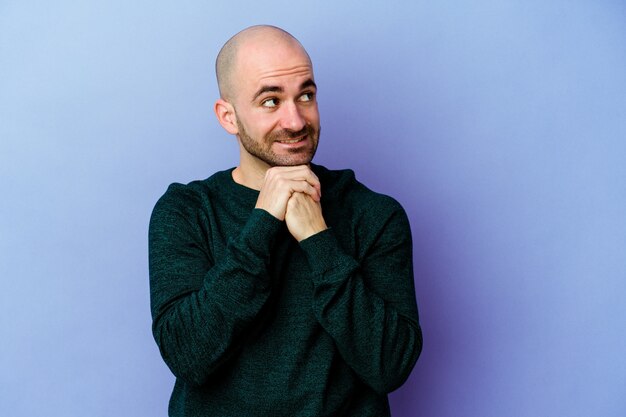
[1,1,625,416]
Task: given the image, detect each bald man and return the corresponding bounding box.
[149,25,422,416]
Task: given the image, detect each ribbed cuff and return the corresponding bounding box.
[299,228,355,276]
[237,208,284,256]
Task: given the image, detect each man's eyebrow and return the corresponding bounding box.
[251,79,317,102]
[300,79,317,90]
[252,85,283,102]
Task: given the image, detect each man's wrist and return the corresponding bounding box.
[296,224,328,242]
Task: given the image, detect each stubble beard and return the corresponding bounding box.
[236,118,320,167]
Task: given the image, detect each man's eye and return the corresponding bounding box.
[262,98,278,108]
[299,92,314,102]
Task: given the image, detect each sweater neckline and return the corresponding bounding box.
[218,163,341,201]
[225,167,261,195]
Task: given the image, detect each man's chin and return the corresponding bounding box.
[270,156,314,167]
[268,148,316,167]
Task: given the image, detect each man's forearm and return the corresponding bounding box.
[300,214,422,394]
[150,206,282,386]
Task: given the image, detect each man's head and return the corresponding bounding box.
[214,25,320,169]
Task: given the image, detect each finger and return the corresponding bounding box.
[281,168,321,194]
[289,181,321,201]
[267,165,319,184]
[289,191,317,204]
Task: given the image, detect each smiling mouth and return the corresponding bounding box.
[277,136,305,144]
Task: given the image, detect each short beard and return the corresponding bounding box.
[236,119,320,167]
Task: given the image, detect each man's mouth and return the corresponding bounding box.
[277,136,305,144]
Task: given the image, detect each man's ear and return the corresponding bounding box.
[214,98,239,135]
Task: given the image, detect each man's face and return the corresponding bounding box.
[230,40,321,167]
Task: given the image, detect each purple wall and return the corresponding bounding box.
[1,1,625,416]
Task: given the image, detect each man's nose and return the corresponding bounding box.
[279,101,306,132]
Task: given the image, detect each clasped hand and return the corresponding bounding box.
[255,165,328,242]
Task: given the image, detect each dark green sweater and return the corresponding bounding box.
[149,164,422,416]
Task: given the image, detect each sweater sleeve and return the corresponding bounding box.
[148,187,282,386]
[299,204,423,394]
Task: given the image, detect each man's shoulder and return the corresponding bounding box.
[152,168,235,212]
[313,164,405,216]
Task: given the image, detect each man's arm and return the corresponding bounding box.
[149,187,282,386]
[149,168,323,387]
[287,190,423,394]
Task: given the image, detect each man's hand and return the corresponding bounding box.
[255,166,321,221]
[285,192,328,242]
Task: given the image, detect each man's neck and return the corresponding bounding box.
[232,163,268,191]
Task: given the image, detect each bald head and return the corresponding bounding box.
[215,25,311,101]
